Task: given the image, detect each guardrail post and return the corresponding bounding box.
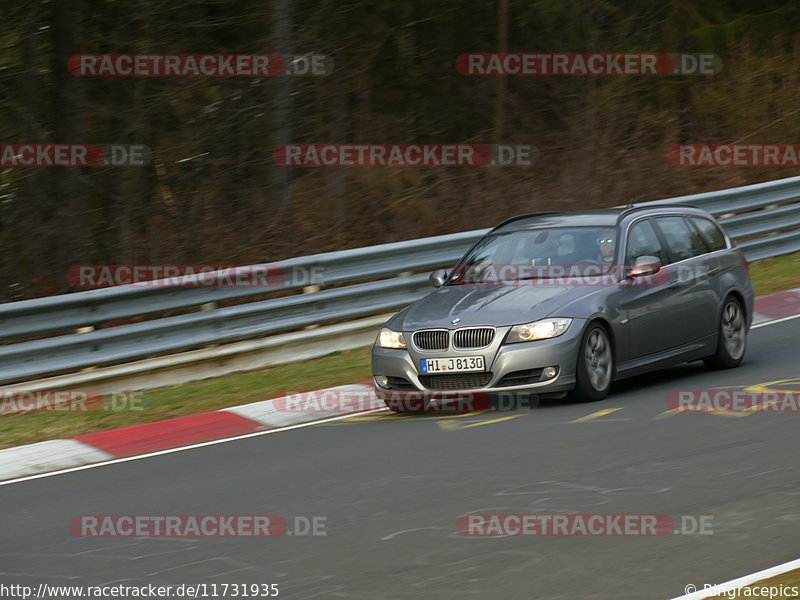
[303,285,321,330]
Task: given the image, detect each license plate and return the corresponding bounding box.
[420,356,485,374]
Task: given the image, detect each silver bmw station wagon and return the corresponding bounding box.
[371,204,754,408]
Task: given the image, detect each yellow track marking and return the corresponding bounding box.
[570,408,624,423]
[461,415,523,428]
[430,410,490,419]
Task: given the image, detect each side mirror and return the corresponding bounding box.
[629,255,662,278]
[429,269,448,288]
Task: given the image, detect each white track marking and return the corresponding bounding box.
[0,408,387,487]
[752,313,800,328]
[667,556,800,599]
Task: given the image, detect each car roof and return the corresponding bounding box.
[490,204,709,233]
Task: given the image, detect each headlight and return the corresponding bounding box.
[506,318,572,343]
[377,328,406,349]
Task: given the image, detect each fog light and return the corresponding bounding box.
[375,375,389,388]
[541,367,558,380]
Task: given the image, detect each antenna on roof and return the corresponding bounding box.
[626,199,635,209]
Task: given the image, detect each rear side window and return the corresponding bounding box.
[626,219,666,265]
[654,217,708,263]
[689,217,727,251]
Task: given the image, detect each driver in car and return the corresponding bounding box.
[597,235,616,264]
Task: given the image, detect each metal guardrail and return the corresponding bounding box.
[651,176,800,261]
[1,177,799,385]
[0,230,481,340]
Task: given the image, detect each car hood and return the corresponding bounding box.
[390,284,590,330]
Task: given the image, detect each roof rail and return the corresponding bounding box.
[616,203,699,223]
[489,212,565,232]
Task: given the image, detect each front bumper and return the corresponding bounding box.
[371,319,584,400]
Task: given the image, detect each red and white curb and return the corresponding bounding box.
[0,439,114,481]
[0,383,377,481]
[1,288,799,482]
[224,383,378,428]
[752,286,800,324]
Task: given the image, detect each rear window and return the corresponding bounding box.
[653,217,708,263]
[689,217,727,251]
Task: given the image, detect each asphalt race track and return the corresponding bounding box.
[3,317,799,600]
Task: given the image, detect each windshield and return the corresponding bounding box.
[447,226,619,284]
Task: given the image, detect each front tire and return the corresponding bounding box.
[704,296,747,369]
[567,323,614,402]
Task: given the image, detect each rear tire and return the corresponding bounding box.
[704,296,747,369]
[567,323,614,402]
